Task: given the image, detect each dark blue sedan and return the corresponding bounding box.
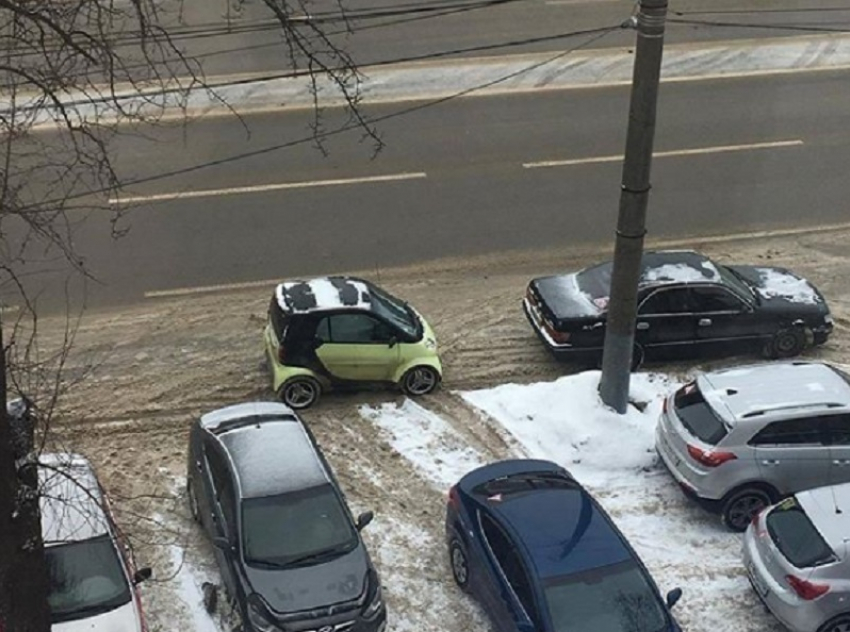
[445,459,682,632]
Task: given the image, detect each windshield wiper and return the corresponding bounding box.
[283,543,353,568]
[246,558,291,570]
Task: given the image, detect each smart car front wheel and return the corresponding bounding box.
[401,366,440,396]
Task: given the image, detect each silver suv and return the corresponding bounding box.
[655,361,850,531]
[743,483,850,632]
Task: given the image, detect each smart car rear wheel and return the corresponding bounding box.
[721,487,773,532]
[818,614,850,632]
[278,376,321,410]
[765,327,806,359]
[449,539,470,591]
[401,366,440,396]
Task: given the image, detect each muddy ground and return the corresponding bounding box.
[37,226,850,631]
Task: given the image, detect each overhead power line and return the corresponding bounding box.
[28,23,622,210]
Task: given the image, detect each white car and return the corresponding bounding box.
[40,453,151,632]
[743,483,850,632]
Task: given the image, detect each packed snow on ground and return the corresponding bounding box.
[362,371,783,632]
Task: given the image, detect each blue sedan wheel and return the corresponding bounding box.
[450,540,470,591]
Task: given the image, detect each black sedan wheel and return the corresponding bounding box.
[401,366,440,396]
[722,487,773,532]
[449,540,470,591]
[819,614,850,632]
[278,376,321,409]
[765,327,806,359]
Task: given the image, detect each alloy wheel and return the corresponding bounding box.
[724,490,770,532]
[403,367,438,396]
[281,378,319,409]
[450,542,469,588]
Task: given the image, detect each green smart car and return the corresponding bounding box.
[264,276,443,409]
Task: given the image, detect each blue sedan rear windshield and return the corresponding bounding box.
[544,560,667,632]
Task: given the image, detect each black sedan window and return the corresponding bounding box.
[639,288,691,315]
[544,560,667,632]
[242,484,357,568]
[690,286,746,313]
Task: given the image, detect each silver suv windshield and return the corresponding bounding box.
[544,560,668,632]
[674,382,728,445]
[766,498,836,568]
[47,535,131,623]
[242,484,358,568]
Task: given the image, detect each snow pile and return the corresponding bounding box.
[461,371,677,487]
[756,267,821,304]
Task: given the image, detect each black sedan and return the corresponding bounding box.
[523,250,833,367]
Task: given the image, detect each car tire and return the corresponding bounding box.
[818,614,850,632]
[187,479,201,524]
[764,327,807,359]
[202,582,218,614]
[449,539,471,592]
[400,366,440,396]
[721,486,774,532]
[278,376,321,410]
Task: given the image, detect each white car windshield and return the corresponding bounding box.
[47,535,132,623]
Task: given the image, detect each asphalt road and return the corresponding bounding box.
[134,0,850,77]
[10,67,850,312]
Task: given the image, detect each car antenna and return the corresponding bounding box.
[374,259,382,286]
[832,485,843,515]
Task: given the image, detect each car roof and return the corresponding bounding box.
[212,412,330,499]
[39,453,110,545]
[796,483,850,558]
[491,486,632,578]
[200,401,297,432]
[638,251,722,287]
[697,362,850,424]
[275,276,373,314]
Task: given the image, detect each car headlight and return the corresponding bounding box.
[247,596,281,632]
[363,583,383,619]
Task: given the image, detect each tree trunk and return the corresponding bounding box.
[0,319,51,632]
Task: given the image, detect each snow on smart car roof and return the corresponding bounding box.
[697,362,850,423]
[218,419,329,498]
[39,453,110,544]
[275,276,372,313]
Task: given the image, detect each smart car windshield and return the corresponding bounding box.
[369,285,420,338]
[242,484,358,568]
[544,560,668,632]
[46,535,131,623]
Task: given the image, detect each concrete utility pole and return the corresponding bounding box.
[598,0,668,414]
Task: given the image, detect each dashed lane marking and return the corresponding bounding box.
[523,139,804,169]
[109,172,428,205]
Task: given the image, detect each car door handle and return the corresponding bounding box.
[698,318,712,327]
[833,460,850,466]
[195,460,203,471]
[636,322,650,331]
[761,459,780,466]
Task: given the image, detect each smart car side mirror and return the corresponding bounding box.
[666,587,683,609]
[356,511,374,531]
[388,336,397,349]
[133,567,152,585]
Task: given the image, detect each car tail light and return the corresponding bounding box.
[662,396,669,414]
[687,444,737,467]
[751,511,760,528]
[543,319,571,344]
[277,345,286,364]
[785,575,829,600]
[448,485,460,509]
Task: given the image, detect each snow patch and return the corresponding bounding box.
[644,262,720,285]
[359,399,485,489]
[755,267,821,304]
[167,545,220,632]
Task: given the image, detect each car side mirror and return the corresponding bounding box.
[666,587,683,609]
[356,511,374,531]
[388,336,397,349]
[212,536,231,551]
[133,567,153,585]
